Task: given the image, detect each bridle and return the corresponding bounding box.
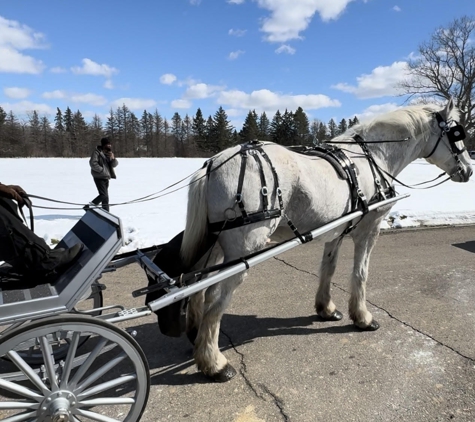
[424,112,468,180]
[425,112,467,158]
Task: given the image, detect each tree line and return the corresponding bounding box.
[0,104,359,158]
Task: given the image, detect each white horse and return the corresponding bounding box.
[180,99,472,382]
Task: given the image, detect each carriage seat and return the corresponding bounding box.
[0,208,123,325]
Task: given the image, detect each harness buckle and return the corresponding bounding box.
[235,193,243,203]
[261,186,268,196]
[357,189,365,198]
[276,187,282,196]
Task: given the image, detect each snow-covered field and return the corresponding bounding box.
[1,157,475,253]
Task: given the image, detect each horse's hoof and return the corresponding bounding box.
[186,327,198,345]
[207,363,237,383]
[356,320,380,331]
[322,310,343,321]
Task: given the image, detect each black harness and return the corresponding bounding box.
[207,138,395,240]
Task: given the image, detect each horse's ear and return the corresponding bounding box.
[441,97,454,119]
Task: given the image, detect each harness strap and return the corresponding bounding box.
[236,150,249,221]
[256,147,284,210]
[251,152,269,211]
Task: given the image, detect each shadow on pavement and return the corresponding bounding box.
[132,313,358,386]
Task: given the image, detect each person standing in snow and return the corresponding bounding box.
[86,137,118,212]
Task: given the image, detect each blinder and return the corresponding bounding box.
[434,112,467,155]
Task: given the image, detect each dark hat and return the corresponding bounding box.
[101,137,110,146]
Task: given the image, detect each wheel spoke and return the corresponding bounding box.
[75,352,126,394]
[69,337,108,388]
[39,335,58,391]
[1,410,37,422]
[0,402,39,410]
[75,408,123,422]
[77,373,136,400]
[6,350,50,395]
[60,331,81,388]
[79,397,135,406]
[0,378,43,401]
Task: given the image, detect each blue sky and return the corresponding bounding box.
[0,0,472,129]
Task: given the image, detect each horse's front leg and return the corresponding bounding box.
[194,273,244,382]
[349,219,383,331]
[315,236,344,321]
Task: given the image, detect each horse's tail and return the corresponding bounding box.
[180,166,209,267]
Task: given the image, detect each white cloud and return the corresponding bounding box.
[70,93,107,106]
[160,73,177,85]
[171,99,192,109]
[4,87,31,99]
[110,97,157,110]
[50,66,67,73]
[393,5,401,12]
[42,90,107,106]
[355,103,400,122]
[217,88,340,113]
[256,0,355,42]
[71,58,118,78]
[275,44,295,54]
[42,90,67,99]
[228,28,247,37]
[228,50,245,60]
[0,100,54,116]
[104,79,114,89]
[0,17,47,74]
[184,83,225,99]
[0,47,45,74]
[332,61,409,99]
[228,0,245,4]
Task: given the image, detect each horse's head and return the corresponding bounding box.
[424,98,472,182]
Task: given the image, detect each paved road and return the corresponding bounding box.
[103,225,475,422]
[3,226,475,421]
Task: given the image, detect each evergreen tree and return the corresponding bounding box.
[337,118,348,135]
[317,122,328,143]
[293,107,310,145]
[106,108,118,143]
[171,112,184,155]
[239,110,259,142]
[281,109,297,146]
[28,110,41,156]
[258,112,270,142]
[4,111,22,156]
[348,116,360,128]
[211,106,233,152]
[40,115,51,156]
[328,118,338,139]
[152,110,164,156]
[72,110,87,156]
[140,110,153,156]
[270,110,284,144]
[192,108,207,153]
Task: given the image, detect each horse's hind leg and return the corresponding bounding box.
[186,290,204,345]
[315,236,344,321]
[348,216,385,331]
[194,272,245,382]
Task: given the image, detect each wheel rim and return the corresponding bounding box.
[1,286,104,366]
[0,315,150,422]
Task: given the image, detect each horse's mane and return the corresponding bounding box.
[346,103,460,142]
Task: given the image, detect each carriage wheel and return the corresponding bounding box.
[0,314,150,422]
[2,284,104,366]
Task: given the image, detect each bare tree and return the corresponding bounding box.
[400,16,475,145]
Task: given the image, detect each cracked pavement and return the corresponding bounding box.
[35,225,475,421]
